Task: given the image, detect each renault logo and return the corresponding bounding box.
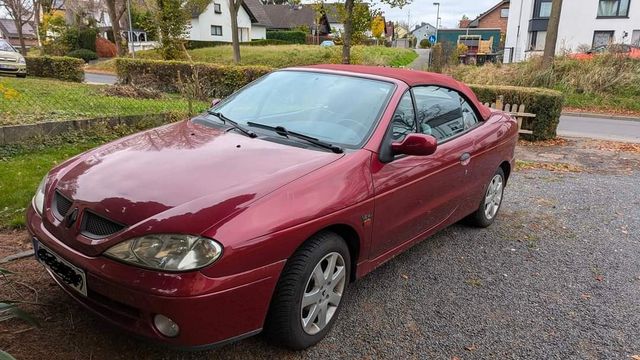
[65,208,79,228]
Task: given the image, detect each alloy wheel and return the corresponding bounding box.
[300,252,346,335]
[484,174,503,220]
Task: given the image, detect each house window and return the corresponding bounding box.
[597,0,630,17]
[593,31,614,47]
[632,30,640,46]
[539,2,552,17]
[214,3,221,14]
[211,25,223,36]
[529,31,547,51]
[500,8,509,18]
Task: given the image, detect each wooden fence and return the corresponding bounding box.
[483,95,535,135]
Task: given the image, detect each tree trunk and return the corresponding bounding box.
[229,0,241,64]
[33,0,42,48]
[542,0,563,67]
[341,0,354,64]
[14,18,27,55]
[105,0,124,56]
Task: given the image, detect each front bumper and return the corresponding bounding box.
[0,61,26,75]
[26,206,285,348]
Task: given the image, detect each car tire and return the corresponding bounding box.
[469,167,505,228]
[264,231,350,350]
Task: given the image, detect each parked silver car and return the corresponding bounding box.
[0,40,27,78]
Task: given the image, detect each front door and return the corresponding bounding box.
[369,86,480,260]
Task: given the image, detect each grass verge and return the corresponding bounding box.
[0,77,207,125]
[136,45,418,68]
[0,123,156,229]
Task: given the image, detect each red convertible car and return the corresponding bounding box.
[27,65,517,350]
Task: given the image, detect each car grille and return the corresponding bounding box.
[54,191,73,219]
[81,210,125,239]
[0,56,17,62]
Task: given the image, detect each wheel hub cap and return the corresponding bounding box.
[484,174,503,220]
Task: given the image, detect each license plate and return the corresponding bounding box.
[0,65,17,70]
[33,238,88,296]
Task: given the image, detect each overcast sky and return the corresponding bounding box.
[372,0,501,29]
[301,0,503,29]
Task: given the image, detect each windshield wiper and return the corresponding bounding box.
[246,122,343,154]
[207,111,257,138]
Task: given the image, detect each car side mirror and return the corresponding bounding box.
[391,133,437,156]
[211,98,222,107]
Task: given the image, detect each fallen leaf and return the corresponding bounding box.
[465,344,478,351]
[630,355,640,360]
[595,275,604,282]
[580,293,591,300]
[400,274,408,280]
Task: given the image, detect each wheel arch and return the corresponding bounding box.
[499,160,511,184]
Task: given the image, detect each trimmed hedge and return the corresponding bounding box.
[115,58,272,98]
[185,39,291,49]
[25,56,85,82]
[470,84,564,140]
[67,49,98,63]
[266,31,306,44]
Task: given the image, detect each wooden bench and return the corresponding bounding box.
[483,95,535,135]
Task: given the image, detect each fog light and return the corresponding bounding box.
[153,314,179,337]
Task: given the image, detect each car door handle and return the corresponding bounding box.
[460,152,471,165]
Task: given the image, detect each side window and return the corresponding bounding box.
[413,86,478,142]
[390,91,416,141]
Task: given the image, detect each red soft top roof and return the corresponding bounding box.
[302,64,491,120]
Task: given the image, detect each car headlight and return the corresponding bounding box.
[18,57,26,64]
[33,175,47,215]
[104,234,223,271]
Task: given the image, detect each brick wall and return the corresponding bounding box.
[477,6,509,34]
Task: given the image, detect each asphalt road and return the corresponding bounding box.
[84,72,117,85]
[558,115,640,143]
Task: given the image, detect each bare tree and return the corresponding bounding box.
[1,0,34,55]
[542,0,563,67]
[228,0,243,64]
[105,0,128,56]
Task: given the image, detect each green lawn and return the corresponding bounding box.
[0,77,206,125]
[0,125,154,229]
[137,45,418,68]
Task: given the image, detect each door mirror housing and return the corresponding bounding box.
[211,98,222,107]
[391,133,438,156]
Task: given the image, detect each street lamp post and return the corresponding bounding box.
[127,0,136,58]
[433,2,440,44]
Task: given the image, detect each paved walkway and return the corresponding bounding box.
[408,49,430,70]
[84,72,117,85]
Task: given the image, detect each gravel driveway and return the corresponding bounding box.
[1,140,639,359]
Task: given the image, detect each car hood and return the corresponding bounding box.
[0,50,21,61]
[51,120,342,235]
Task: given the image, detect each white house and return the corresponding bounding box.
[410,22,437,47]
[504,0,640,62]
[189,0,270,43]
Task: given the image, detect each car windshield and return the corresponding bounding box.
[0,40,16,52]
[210,70,395,148]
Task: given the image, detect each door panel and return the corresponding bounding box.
[369,136,472,259]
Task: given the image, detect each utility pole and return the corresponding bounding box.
[542,0,563,67]
[433,2,440,44]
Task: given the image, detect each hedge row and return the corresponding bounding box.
[185,39,291,49]
[25,56,85,82]
[470,84,564,140]
[115,58,272,98]
[266,31,306,44]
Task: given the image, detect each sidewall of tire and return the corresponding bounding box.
[472,167,505,227]
[265,232,351,349]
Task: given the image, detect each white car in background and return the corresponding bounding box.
[0,39,27,78]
